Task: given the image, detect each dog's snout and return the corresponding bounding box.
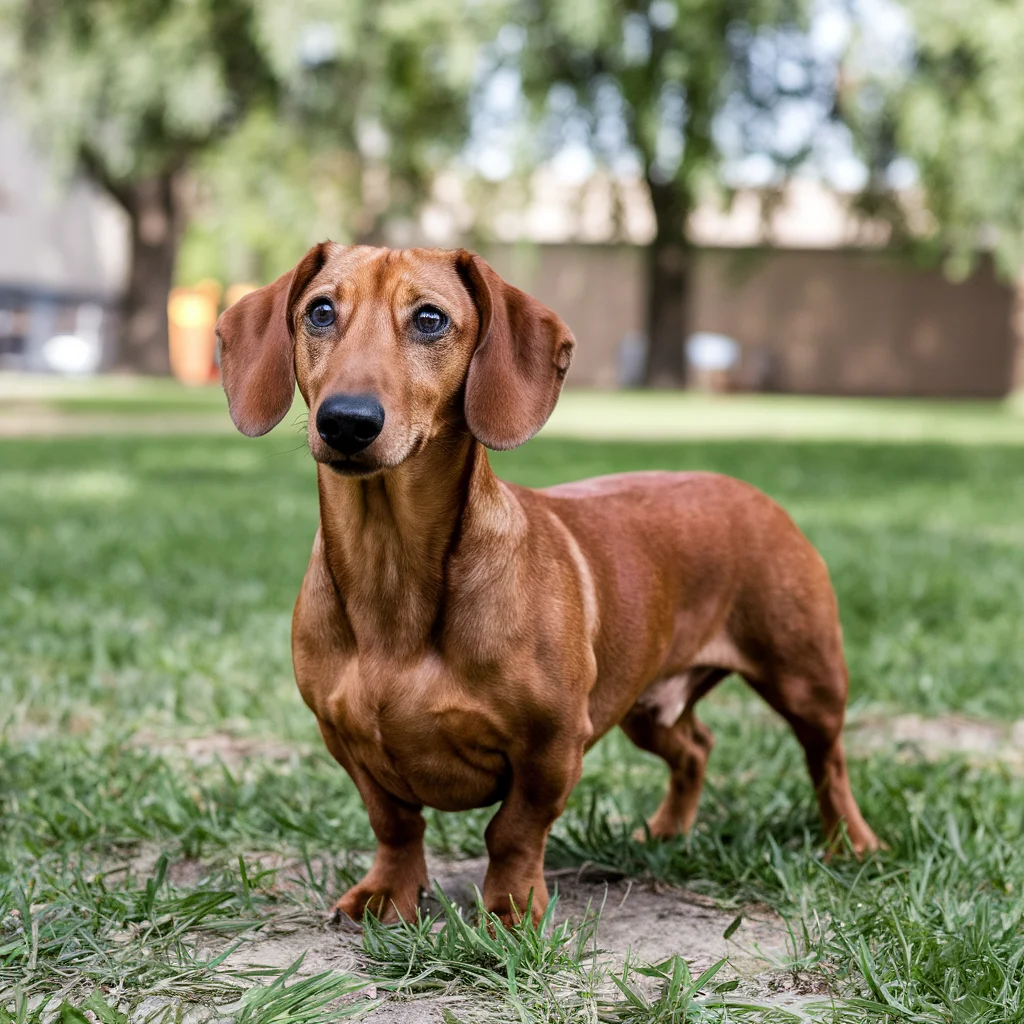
[316,394,386,456]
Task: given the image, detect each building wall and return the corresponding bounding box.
[0,109,127,369]
[485,244,641,390]
[0,111,127,297]
[485,243,1019,397]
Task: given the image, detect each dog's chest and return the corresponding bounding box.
[323,654,510,812]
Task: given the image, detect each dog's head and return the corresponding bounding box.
[216,243,575,475]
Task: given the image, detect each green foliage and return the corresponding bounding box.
[363,891,802,1022]
[0,842,364,1012]
[0,0,486,286]
[180,0,487,282]
[507,0,831,381]
[512,0,816,217]
[229,955,373,1022]
[362,887,598,1003]
[606,955,799,1022]
[850,0,1024,275]
[0,0,276,185]
[176,110,351,284]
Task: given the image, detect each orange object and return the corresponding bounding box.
[225,282,259,309]
[168,285,219,385]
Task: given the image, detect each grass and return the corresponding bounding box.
[4,373,1024,443]
[2,387,1024,1019]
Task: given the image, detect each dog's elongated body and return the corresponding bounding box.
[217,243,879,927]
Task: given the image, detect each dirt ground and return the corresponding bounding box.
[846,711,1024,768]
[213,855,811,1021]
[113,840,814,1020]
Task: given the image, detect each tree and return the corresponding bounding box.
[1,0,280,372]
[843,0,1024,279]
[511,0,831,385]
[0,0,481,371]
[179,2,481,286]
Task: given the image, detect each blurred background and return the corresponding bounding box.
[1,0,1023,408]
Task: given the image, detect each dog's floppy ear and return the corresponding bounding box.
[456,251,575,451]
[217,242,329,437]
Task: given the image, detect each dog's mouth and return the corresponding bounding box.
[320,434,425,477]
[324,457,381,477]
[315,432,425,478]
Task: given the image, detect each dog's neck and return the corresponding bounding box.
[316,430,521,655]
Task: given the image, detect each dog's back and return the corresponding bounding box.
[528,471,838,734]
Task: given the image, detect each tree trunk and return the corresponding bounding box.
[642,180,691,388]
[118,174,187,374]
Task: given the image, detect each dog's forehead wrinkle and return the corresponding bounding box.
[312,246,384,298]
[317,248,472,325]
[371,248,396,295]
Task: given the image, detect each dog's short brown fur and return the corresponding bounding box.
[217,243,879,927]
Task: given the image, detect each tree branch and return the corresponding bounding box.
[78,142,134,213]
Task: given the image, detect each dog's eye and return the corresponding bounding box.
[413,305,449,337]
[308,300,335,329]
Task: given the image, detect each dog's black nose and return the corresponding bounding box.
[316,394,385,456]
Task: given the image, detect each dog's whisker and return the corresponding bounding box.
[264,441,311,460]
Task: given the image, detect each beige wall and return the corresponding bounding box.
[483,243,1019,397]
[484,244,641,389]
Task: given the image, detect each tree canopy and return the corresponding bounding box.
[0,0,483,368]
[510,0,829,384]
[848,0,1024,279]
[5,0,1022,379]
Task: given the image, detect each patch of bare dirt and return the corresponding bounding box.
[130,728,309,766]
[847,712,1024,767]
[423,856,790,975]
[207,854,804,1020]
[101,841,820,1020]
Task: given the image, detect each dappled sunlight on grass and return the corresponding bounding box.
[4,373,1024,446]
[545,390,1024,444]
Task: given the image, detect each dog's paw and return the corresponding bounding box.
[485,896,545,931]
[331,881,421,925]
[850,830,887,857]
[824,826,886,862]
[631,820,682,843]
[492,910,522,932]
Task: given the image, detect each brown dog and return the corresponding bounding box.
[216,243,879,927]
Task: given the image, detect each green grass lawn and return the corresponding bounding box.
[5,373,1024,444]
[3,401,1024,1021]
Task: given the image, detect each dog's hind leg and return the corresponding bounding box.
[621,668,728,839]
[742,661,880,857]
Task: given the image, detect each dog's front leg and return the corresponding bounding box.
[334,781,428,926]
[483,727,587,928]
[318,723,428,925]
